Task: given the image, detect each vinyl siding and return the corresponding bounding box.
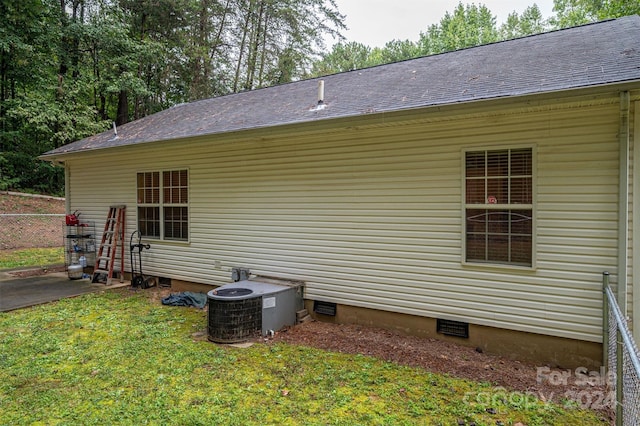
[65,98,622,343]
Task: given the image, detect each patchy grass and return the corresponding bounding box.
[0,247,64,270]
[0,291,607,425]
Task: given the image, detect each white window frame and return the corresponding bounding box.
[461,145,536,270]
[136,169,190,242]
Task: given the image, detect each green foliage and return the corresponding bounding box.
[598,0,640,17]
[311,1,554,77]
[550,0,599,27]
[0,291,607,425]
[420,2,500,54]
[0,0,346,195]
[311,41,374,75]
[501,4,547,39]
[550,0,640,28]
[0,153,20,191]
[0,152,64,194]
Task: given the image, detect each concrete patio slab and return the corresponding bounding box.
[0,269,129,312]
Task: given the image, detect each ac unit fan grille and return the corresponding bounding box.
[208,297,262,343]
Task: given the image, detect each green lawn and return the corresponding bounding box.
[0,291,607,425]
[0,247,64,270]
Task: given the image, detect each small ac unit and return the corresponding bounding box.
[207,280,302,343]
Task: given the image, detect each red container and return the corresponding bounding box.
[65,211,80,226]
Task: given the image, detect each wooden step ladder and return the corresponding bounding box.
[92,205,126,285]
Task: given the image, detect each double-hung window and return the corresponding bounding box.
[137,170,189,241]
[464,148,533,267]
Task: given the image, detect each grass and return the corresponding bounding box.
[0,247,64,270]
[0,291,607,425]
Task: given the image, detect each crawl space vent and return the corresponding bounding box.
[437,319,469,338]
[313,300,337,316]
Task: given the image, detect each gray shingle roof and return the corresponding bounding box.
[43,16,640,158]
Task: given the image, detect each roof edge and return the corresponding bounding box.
[39,81,640,163]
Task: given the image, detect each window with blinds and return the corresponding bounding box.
[464,148,533,267]
[137,170,188,241]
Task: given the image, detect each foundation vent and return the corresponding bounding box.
[313,300,337,316]
[437,319,469,338]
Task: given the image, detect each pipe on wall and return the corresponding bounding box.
[618,91,630,315]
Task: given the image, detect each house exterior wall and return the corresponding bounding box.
[64,95,623,345]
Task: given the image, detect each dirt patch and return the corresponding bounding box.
[0,192,65,214]
[269,321,613,420]
[0,192,66,250]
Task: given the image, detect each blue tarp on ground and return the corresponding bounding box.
[161,291,207,308]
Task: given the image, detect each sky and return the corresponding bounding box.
[329,0,556,48]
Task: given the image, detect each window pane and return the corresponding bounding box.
[487,150,508,176]
[510,177,532,204]
[510,210,532,235]
[487,234,509,262]
[138,207,160,238]
[511,236,532,264]
[466,179,485,204]
[511,149,532,176]
[137,172,159,204]
[466,209,487,234]
[466,152,485,177]
[163,170,188,204]
[466,233,486,262]
[487,178,508,204]
[164,206,188,241]
[487,210,509,234]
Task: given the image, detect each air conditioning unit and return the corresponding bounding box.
[207,280,303,343]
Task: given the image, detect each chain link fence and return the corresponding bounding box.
[0,214,64,250]
[603,272,640,426]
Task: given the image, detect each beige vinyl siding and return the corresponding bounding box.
[65,98,621,343]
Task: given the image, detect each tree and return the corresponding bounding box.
[419,2,499,55]
[377,39,421,64]
[231,0,345,91]
[550,0,640,29]
[0,0,69,194]
[311,42,373,75]
[0,0,347,194]
[312,2,503,77]
[549,0,598,27]
[500,4,548,39]
[598,0,640,18]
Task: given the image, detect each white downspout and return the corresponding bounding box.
[618,91,630,316]
[633,99,640,342]
[64,162,71,213]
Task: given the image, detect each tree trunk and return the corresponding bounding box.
[244,0,264,91]
[116,90,129,125]
[233,0,254,93]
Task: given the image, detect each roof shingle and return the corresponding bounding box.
[43,16,640,157]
